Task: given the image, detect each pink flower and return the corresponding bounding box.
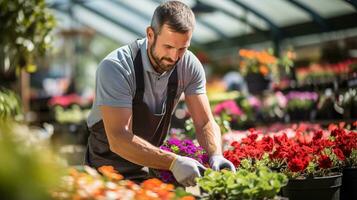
[213,100,243,117]
[248,96,262,110]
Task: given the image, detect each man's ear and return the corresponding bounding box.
[146,27,155,43]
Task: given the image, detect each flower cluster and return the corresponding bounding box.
[331,127,357,167]
[157,138,209,183]
[51,165,195,200]
[239,49,277,77]
[238,49,294,78]
[285,91,319,102]
[224,125,357,178]
[213,100,243,119]
[286,91,318,111]
[224,129,274,167]
[296,59,356,85]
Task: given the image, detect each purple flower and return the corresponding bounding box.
[286,91,318,101]
[160,146,172,152]
[159,170,175,183]
[183,139,194,146]
[167,138,181,146]
[157,138,209,183]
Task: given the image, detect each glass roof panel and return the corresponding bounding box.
[119,0,158,18]
[192,21,220,43]
[49,0,357,45]
[238,0,311,26]
[199,11,253,37]
[86,0,149,35]
[296,0,355,18]
[73,5,138,43]
[203,0,270,30]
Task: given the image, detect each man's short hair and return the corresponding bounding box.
[151,1,195,34]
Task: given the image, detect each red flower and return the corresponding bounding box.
[333,148,345,161]
[318,155,332,169]
[274,133,289,146]
[328,124,338,131]
[331,128,344,137]
[312,130,323,141]
[288,157,308,172]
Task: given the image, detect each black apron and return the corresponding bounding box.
[84,41,178,181]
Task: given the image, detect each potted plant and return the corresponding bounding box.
[330,127,357,200]
[285,91,319,121]
[238,49,294,95]
[223,128,345,200]
[197,166,288,200]
[213,99,243,132]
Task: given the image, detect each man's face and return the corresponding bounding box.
[147,24,192,74]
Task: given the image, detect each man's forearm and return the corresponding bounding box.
[196,120,222,157]
[107,128,177,170]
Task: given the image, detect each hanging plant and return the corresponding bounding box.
[0,0,56,73]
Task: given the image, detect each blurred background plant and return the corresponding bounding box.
[0,120,64,200]
[0,88,23,120]
[0,0,56,72]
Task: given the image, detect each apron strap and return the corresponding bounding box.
[129,41,145,103]
[154,67,178,144]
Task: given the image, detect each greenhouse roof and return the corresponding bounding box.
[49,0,357,48]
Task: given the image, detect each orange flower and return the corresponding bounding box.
[181,196,196,200]
[98,165,123,181]
[286,51,296,59]
[259,65,269,76]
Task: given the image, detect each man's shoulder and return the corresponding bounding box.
[98,44,134,74]
[104,45,131,63]
[178,50,203,73]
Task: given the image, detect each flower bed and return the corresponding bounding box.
[52,165,195,200]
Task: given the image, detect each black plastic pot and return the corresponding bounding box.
[340,168,357,200]
[282,173,342,200]
[245,73,270,95]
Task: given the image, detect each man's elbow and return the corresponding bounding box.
[107,128,131,155]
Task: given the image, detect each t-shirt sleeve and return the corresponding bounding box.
[184,53,206,95]
[95,59,133,108]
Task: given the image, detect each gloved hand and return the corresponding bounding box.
[170,155,207,187]
[209,154,236,172]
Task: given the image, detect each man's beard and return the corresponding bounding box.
[149,38,179,74]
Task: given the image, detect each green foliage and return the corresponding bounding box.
[184,118,196,139]
[197,166,288,200]
[347,149,357,168]
[0,0,56,71]
[287,99,314,111]
[0,120,64,200]
[0,88,22,120]
[54,105,90,124]
[184,116,231,139]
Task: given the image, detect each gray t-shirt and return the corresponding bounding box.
[87,38,206,127]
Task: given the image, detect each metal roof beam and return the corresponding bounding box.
[199,1,267,36]
[230,0,284,40]
[344,0,357,10]
[149,0,228,40]
[73,1,144,37]
[108,0,202,44]
[287,0,329,32]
